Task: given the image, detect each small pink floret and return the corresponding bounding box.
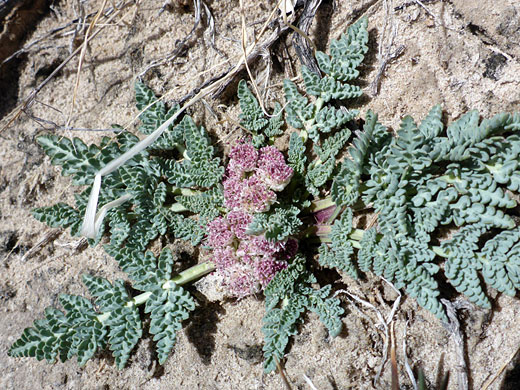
[206,217,233,248]
[255,258,288,287]
[227,210,253,239]
[239,176,277,213]
[257,146,294,191]
[228,142,258,175]
[223,177,244,211]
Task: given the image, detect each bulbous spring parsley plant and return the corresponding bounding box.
[9,17,520,375]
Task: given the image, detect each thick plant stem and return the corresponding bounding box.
[164,262,216,287]
[315,227,365,249]
[310,197,335,212]
[96,262,215,324]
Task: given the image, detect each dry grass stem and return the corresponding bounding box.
[402,321,418,390]
[303,373,319,390]
[481,344,520,390]
[390,321,399,390]
[275,356,293,390]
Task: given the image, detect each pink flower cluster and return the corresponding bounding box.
[206,142,297,298]
[223,143,293,212]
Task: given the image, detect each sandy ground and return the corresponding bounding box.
[1,0,520,389]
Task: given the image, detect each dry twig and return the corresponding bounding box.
[481,344,520,390]
[292,0,321,75]
[20,229,63,262]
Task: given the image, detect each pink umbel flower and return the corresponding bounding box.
[239,176,277,213]
[226,210,252,239]
[256,146,294,191]
[223,176,276,213]
[223,143,293,212]
[206,141,297,298]
[206,213,292,297]
[227,142,258,177]
[206,217,233,248]
[255,258,288,286]
[223,177,243,210]
[212,247,238,270]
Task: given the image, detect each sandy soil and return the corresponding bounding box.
[1,0,520,389]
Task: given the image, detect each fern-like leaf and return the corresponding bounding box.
[145,284,196,364]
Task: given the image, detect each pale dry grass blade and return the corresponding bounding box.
[481,344,520,390]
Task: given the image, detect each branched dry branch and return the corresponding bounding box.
[137,0,218,79]
[177,14,295,105]
[1,10,98,64]
[24,109,121,132]
[335,278,402,387]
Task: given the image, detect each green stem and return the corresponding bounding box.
[96,262,216,324]
[166,185,201,197]
[308,185,370,223]
[315,227,366,249]
[164,262,216,287]
[310,197,335,212]
[170,203,189,213]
